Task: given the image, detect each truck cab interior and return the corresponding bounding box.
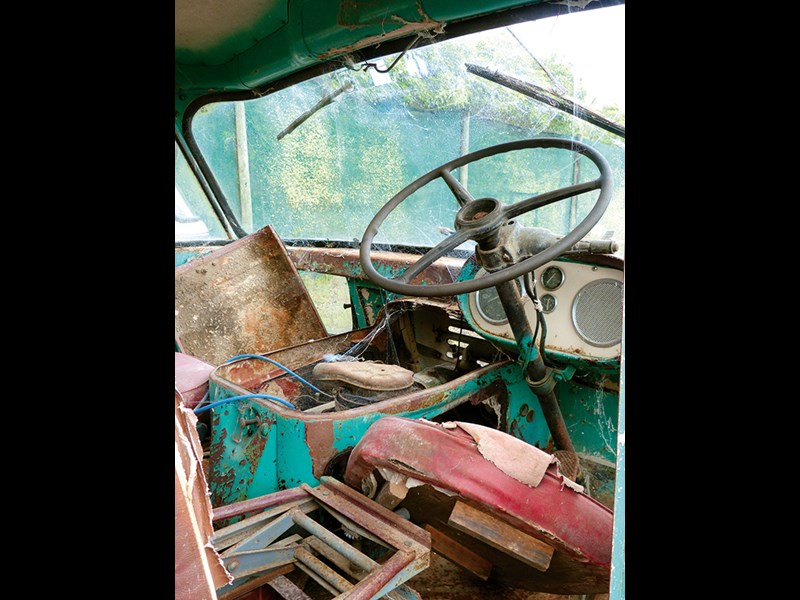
[175,2,625,598]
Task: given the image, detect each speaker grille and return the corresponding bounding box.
[572,280,623,347]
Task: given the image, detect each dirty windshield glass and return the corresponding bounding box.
[191,5,624,254]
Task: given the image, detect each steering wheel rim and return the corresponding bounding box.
[359,137,614,297]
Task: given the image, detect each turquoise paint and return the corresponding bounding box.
[517,331,536,371]
[455,257,620,461]
[275,417,316,490]
[208,396,279,505]
[505,376,552,449]
[176,0,548,120]
[556,379,619,464]
[209,362,524,504]
[175,248,216,268]
[347,281,369,329]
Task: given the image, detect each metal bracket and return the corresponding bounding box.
[213,476,431,600]
[526,367,556,395]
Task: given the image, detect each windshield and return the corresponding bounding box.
[189,5,624,255]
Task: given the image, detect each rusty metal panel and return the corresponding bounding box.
[175,390,232,597]
[267,575,312,600]
[286,247,465,286]
[213,477,430,600]
[176,226,328,366]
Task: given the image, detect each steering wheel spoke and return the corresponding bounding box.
[397,229,471,283]
[505,179,602,220]
[440,169,475,207]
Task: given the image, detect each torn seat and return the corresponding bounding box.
[343,416,613,595]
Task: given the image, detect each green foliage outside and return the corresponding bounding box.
[191,24,625,252]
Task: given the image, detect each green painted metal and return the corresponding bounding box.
[174,247,216,268]
[208,361,546,505]
[207,356,617,508]
[556,379,619,464]
[347,280,369,329]
[208,394,280,505]
[504,376,551,449]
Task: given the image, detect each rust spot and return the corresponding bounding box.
[305,420,336,478]
[242,428,268,477]
[472,211,489,220]
[323,3,442,53]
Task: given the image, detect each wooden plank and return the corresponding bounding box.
[424,524,493,581]
[398,311,421,371]
[447,501,554,572]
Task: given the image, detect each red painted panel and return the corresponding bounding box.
[344,416,613,569]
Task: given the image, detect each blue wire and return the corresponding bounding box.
[224,353,331,397]
[193,389,210,410]
[193,393,296,414]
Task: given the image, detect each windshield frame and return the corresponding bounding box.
[180,0,623,246]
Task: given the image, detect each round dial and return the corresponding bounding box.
[540,293,557,313]
[541,266,565,290]
[475,277,525,324]
[475,287,507,323]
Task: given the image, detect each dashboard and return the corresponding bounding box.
[465,259,623,360]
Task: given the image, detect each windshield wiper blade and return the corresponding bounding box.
[277,82,354,141]
[465,63,625,139]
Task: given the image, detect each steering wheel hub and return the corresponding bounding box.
[455,197,505,238]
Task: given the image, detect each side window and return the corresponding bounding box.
[297,272,354,334]
[175,140,228,242]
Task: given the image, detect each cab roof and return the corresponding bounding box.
[175,0,621,122]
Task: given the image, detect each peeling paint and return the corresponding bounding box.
[305,419,336,478]
[318,18,444,59]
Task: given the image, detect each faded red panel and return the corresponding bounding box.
[175,352,215,408]
[344,416,613,594]
[175,226,328,366]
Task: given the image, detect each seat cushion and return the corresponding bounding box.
[175,352,215,408]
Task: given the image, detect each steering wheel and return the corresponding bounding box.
[359,138,613,297]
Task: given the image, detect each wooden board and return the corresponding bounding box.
[448,500,554,572]
[424,523,493,581]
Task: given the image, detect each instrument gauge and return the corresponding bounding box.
[540,293,557,313]
[475,278,525,324]
[476,287,507,323]
[541,266,565,290]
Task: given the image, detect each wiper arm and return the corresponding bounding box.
[277,82,354,141]
[465,63,625,139]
